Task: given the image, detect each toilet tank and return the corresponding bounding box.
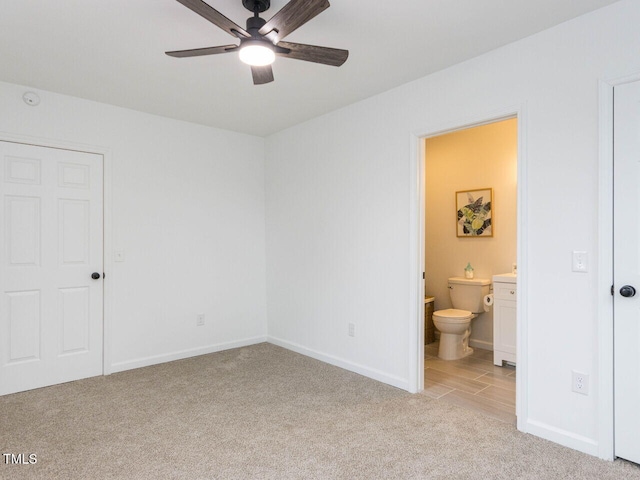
[448,277,491,313]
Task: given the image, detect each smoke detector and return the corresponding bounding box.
[23,92,40,106]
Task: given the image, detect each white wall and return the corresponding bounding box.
[0,81,268,370]
[265,0,640,457]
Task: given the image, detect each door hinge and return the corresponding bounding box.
[422,272,425,279]
[611,284,614,296]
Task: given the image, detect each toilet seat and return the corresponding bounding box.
[433,309,473,322]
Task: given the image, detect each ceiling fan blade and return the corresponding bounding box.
[175,0,250,38]
[259,0,329,44]
[165,45,239,58]
[251,65,274,85]
[276,41,348,66]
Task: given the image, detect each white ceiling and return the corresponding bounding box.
[0,0,620,136]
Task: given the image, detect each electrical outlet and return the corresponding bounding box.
[196,314,205,327]
[572,371,589,395]
[348,323,355,337]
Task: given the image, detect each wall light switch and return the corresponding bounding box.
[572,251,588,273]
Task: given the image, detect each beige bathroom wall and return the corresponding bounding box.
[425,118,517,349]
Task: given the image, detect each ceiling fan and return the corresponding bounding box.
[166,0,349,85]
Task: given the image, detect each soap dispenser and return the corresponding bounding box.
[464,262,474,279]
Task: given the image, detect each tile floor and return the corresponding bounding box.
[424,341,516,425]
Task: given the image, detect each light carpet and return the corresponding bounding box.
[1,343,638,479]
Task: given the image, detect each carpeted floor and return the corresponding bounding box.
[1,343,639,479]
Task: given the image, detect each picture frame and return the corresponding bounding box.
[456,188,493,237]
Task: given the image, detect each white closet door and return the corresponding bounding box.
[614,80,640,464]
[0,141,103,395]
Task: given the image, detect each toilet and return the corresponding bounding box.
[432,277,491,360]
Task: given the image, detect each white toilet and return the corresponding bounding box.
[432,277,491,360]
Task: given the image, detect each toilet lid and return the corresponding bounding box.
[433,309,473,322]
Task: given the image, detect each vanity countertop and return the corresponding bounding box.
[493,273,517,284]
[425,296,435,303]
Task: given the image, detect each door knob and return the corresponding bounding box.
[91,272,101,280]
[620,285,636,297]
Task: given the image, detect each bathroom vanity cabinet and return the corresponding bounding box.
[492,274,517,366]
[424,296,435,345]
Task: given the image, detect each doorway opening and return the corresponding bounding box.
[419,117,518,424]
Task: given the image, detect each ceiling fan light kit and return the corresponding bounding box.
[239,40,275,66]
[167,0,348,85]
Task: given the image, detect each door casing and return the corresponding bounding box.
[409,104,528,432]
[0,132,113,377]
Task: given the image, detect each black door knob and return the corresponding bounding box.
[91,272,101,280]
[620,285,636,297]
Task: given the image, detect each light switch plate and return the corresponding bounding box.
[572,251,588,273]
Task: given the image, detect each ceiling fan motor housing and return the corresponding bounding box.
[243,0,270,13]
[246,15,268,35]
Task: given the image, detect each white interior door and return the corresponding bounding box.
[0,141,103,395]
[614,80,640,464]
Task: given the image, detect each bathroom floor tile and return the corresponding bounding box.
[475,372,516,391]
[471,348,495,362]
[424,341,516,424]
[424,368,490,394]
[425,344,440,357]
[425,358,488,380]
[457,356,516,377]
[475,384,516,407]
[422,378,455,399]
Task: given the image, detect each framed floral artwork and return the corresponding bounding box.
[456,188,493,237]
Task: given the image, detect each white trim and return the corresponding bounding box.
[525,419,599,456]
[268,336,410,391]
[0,131,113,377]
[469,338,493,350]
[514,104,528,430]
[598,78,615,461]
[111,336,268,373]
[408,132,425,394]
[409,105,528,431]
[102,146,114,375]
[0,131,111,156]
[597,71,640,461]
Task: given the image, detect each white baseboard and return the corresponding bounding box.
[109,336,268,373]
[469,338,493,350]
[111,335,410,392]
[267,336,410,391]
[524,418,599,457]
